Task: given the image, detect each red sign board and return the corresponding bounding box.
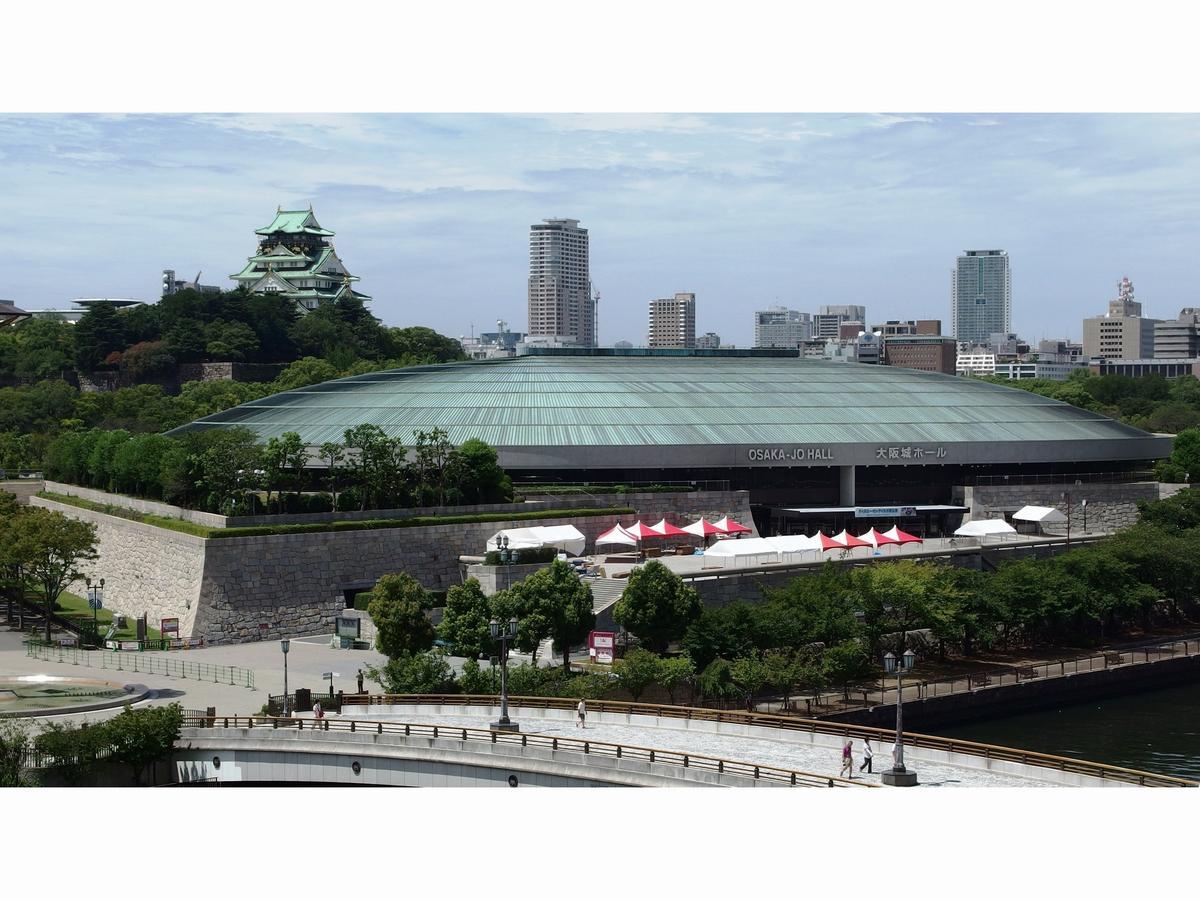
[588,631,616,664]
[161,618,180,635]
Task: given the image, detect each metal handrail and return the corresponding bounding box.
[179,714,868,787]
[338,694,1197,788]
[24,641,255,689]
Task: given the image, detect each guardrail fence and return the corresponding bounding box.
[336,694,1196,788]
[179,712,867,788]
[24,641,255,689]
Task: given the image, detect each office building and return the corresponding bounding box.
[229,207,371,313]
[1082,277,1158,359]
[695,332,722,350]
[956,352,997,377]
[814,305,867,340]
[994,361,1087,381]
[647,293,696,349]
[754,306,811,347]
[874,319,942,337]
[1153,309,1200,359]
[884,334,957,374]
[527,218,594,347]
[952,250,1011,344]
[1038,339,1084,364]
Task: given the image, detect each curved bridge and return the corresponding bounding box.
[173,714,870,788]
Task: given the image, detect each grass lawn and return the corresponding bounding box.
[52,590,163,642]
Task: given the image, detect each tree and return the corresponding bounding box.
[507,559,595,671]
[7,506,98,644]
[695,658,739,706]
[447,438,513,504]
[73,301,127,372]
[680,602,760,671]
[204,320,260,362]
[820,642,870,699]
[612,560,702,653]
[657,654,696,704]
[119,340,175,380]
[366,573,436,659]
[111,433,173,498]
[614,648,661,701]
[438,578,494,659]
[262,431,305,511]
[343,423,409,510]
[729,654,770,710]
[412,428,453,507]
[272,356,339,392]
[0,719,33,787]
[386,326,468,363]
[318,440,346,509]
[0,492,26,624]
[196,427,264,513]
[105,703,183,785]
[368,651,456,694]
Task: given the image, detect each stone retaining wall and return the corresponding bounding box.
[34,489,754,645]
[963,481,1162,533]
[29,495,207,635]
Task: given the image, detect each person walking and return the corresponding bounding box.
[860,738,873,774]
[313,701,324,721]
[576,698,587,729]
[840,738,853,779]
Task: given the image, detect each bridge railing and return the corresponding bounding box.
[25,641,255,689]
[339,694,1197,788]
[179,713,870,788]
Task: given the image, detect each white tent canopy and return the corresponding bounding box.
[954,518,1017,537]
[764,535,821,553]
[704,537,779,557]
[487,525,586,556]
[1012,505,1068,524]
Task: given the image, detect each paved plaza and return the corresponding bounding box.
[0,628,387,723]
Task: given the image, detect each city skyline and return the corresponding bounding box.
[3,114,1200,346]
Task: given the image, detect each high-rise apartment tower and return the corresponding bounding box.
[648,293,696,348]
[527,218,594,347]
[951,250,1011,344]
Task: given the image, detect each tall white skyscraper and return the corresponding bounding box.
[648,293,696,348]
[527,218,594,347]
[952,250,1011,344]
[754,306,811,347]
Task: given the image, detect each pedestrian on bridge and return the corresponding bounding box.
[840,739,853,778]
[577,698,587,729]
[860,739,873,774]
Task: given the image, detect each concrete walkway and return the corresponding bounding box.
[337,706,1064,788]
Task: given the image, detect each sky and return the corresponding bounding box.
[2,112,1199,347]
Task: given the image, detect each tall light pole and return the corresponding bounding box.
[85,576,104,644]
[881,647,918,786]
[280,638,291,717]
[489,616,520,733]
[1080,498,1087,535]
[1062,490,1072,550]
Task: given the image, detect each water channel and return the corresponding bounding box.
[936,679,1200,780]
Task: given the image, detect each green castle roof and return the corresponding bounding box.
[255,209,335,237]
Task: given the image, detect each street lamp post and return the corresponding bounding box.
[1062,490,1072,550]
[489,616,520,733]
[280,638,291,717]
[498,535,516,591]
[1080,498,1087,535]
[85,576,104,644]
[881,647,919,787]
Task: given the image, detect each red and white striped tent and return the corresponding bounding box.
[682,518,728,538]
[712,516,753,535]
[832,529,872,549]
[595,524,638,547]
[882,525,923,545]
[857,528,901,548]
[648,518,689,537]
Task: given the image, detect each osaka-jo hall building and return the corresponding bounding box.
[173,349,1172,535]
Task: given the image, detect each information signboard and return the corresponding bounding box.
[854,506,918,518]
[588,630,616,664]
[335,616,361,639]
[161,617,180,635]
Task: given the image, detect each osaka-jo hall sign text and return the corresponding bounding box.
[746,445,948,462]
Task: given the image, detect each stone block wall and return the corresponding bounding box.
[43,481,227,528]
[32,488,756,645]
[964,481,1161,533]
[29,496,207,635]
[0,479,43,505]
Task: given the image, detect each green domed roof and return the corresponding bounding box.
[168,352,1166,467]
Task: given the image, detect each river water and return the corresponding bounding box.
[935,680,1200,780]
